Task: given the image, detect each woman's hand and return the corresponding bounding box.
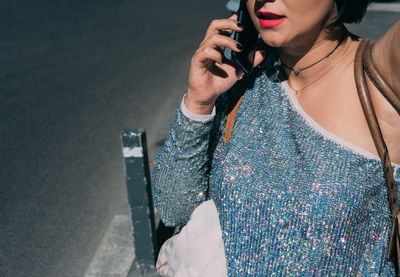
[185,15,266,115]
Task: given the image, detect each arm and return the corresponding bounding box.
[152,102,219,227]
[153,14,265,226]
[152,15,243,227]
[373,20,400,96]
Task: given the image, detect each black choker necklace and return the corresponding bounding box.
[281,35,346,74]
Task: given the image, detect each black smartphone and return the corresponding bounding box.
[224,0,259,75]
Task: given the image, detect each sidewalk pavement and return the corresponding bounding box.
[369,1,400,12]
[84,202,137,277]
[84,4,400,277]
[84,201,159,277]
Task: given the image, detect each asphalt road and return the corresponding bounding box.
[0,1,229,276]
[0,1,399,276]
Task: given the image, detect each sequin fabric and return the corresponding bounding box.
[152,56,400,275]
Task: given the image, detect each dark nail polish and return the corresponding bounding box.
[237,22,244,28]
[236,43,244,50]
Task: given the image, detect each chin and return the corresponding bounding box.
[259,31,287,48]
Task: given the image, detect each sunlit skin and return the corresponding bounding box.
[185,0,400,163]
[247,0,348,78]
[247,0,338,54]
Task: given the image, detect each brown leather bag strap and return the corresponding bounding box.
[355,39,399,215]
[363,40,400,115]
[223,70,258,145]
[354,39,400,268]
[224,95,243,145]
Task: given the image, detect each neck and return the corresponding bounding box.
[279,25,350,91]
[279,25,346,74]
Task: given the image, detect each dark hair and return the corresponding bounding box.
[334,0,371,24]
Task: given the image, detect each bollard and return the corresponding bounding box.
[121,129,157,273]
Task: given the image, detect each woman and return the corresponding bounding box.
[153,0,400,275]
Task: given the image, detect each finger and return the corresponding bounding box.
[195,47,225,66]
[229,13,238,21]
[235,67,245,80]
[204,17,243,40]
[253,50,267,68]
[200,34,243,53]
[209,64,229,79]
[219,30,232,37]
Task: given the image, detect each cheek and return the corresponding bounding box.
[288,0,336,27]
[256,1,336,47]
[285,1,332,27]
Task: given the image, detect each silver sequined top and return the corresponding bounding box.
[152,59,400,275]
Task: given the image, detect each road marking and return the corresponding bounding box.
[369,2,400,12]
[84,213,135,277]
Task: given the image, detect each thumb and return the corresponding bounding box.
[253,50,267,68]
[229,13,238,20]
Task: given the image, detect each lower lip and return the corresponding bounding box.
[257,17,286,28]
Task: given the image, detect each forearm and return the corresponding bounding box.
[152,106,215,226]
[373,20,400,96]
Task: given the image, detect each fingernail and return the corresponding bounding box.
[236,43,244,50]
[237,22,244,28]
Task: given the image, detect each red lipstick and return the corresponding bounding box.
[256,11,286,28]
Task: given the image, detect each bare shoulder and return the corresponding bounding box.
[372,20,400,96]
[367,21,400,163]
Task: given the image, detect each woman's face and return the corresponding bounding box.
[246,0,338,48]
